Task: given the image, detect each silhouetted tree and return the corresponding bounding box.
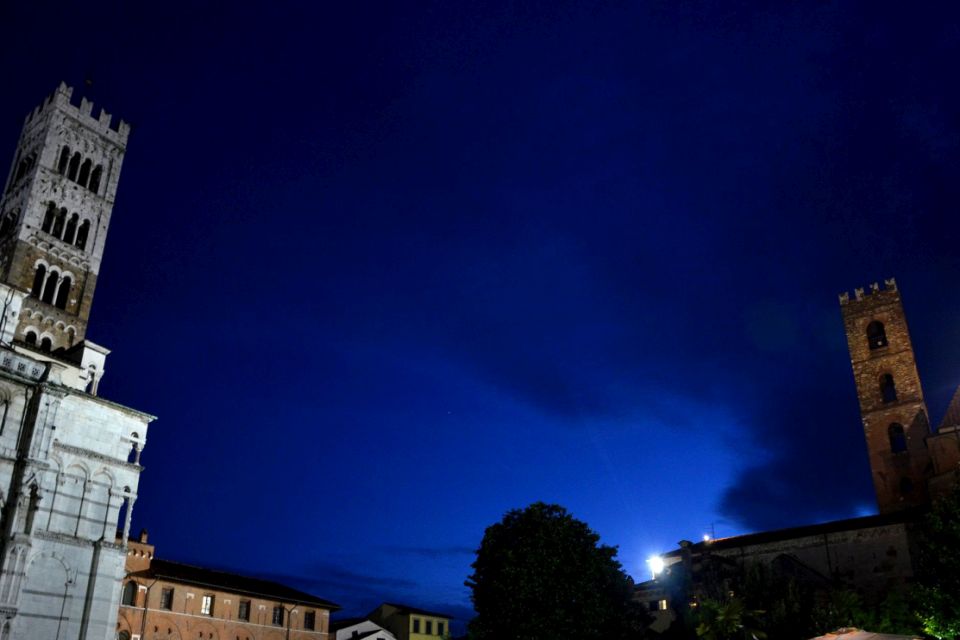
[915,481,960,638]
[466,502,647,640]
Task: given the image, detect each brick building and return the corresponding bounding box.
[636,279,960,633]
[0,83,154,638]
[839,279,960,512]
[117,533,339,640]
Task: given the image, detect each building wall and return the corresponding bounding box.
[117,544,333,640]
[371,605,450,640]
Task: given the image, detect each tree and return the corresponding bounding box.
[465,502,647,640]
[915,481,960,639]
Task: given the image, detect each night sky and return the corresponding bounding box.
[3,1,960,629]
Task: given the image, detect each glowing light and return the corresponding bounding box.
[703,534,711,542]
[647,555,665,578]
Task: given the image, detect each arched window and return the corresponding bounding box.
[889,423,907,453]
[24,331,36,345]
[880,374,898,404]
[30,265,46,298]
[867,321,888,350]
[0,213,14,236]
[58,146,71,174]
[55,276,71,310]
[39,337,52,353]
[78,159,92,187]
[76,220,90,250]
[64,214,79,244]
[67,153,81,181]
[118,632,131,640]
[41,271,58,305]
[89,165,102,194]
[42,203,56,233]
[900,476,914,496]
[121,581,137,606]
[52,208,67,239]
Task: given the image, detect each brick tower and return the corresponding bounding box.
[0,82,129,352]
[840,279,932,512]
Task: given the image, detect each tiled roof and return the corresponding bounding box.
[940,385,960,430]
[661,508,923,558]
[130,559,339,610]
[380,602,452,619]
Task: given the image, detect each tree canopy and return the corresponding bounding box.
[466,502,646,640]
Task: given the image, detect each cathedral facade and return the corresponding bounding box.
[0,83,153,639]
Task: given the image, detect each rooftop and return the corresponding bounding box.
[130,558,340,610]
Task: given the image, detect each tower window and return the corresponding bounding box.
[78,158,92,187]
[41,271,58,305]
[76,219,90,250]
[89,165,102,194]
[40,337,52,353]
[888,423,907,453]
[52,207,66,239]
[30,264,46,298]
[55,276,71,310]
[304,611,316,630]
[867,321,888,349]
[67,152,81,181]
[42,203,56,233]
[900,476,914,496]
[24,331,36,345]
[58,146,71,174]
[64,213,79,245]
[272,605,284,626]
[200,594,214,616]
[880,374,898,404]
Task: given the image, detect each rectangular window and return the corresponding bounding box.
[304,610,316,631]
[272,605,284,626]
[160,588,174,610]
[412,618,420,633]
[200,595,213,616]
[238,600,250,621]
[658,599,668,611]
[425,620,433,634]
[437,622,445,636]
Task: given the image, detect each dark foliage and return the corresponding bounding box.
[465,502,647,640]
[916,482,960,638]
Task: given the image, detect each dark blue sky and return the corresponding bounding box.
[3,0,960,627]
